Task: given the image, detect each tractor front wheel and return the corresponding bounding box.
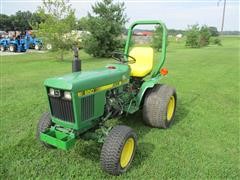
[35,44,41,50]
[9,45,16,52]
[143,84,177,128]
[0,45,5,52]
[100,125,137,175]
[36,112,54,148]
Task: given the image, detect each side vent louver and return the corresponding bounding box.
[81,95,94,121]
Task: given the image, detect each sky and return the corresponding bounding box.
[1,0,239,31]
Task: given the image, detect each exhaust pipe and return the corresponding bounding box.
[72,46,81,72]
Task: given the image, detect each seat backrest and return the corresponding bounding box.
[128,47,154,77]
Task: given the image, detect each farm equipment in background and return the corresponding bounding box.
[37,20,177,175]
[0,38,10,51]
[0,31,43,52]
[25,33,43,50]
[9,35,27,52]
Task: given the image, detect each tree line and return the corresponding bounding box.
[0,11,43,31]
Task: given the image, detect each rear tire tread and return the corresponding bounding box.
[143,84,177,128]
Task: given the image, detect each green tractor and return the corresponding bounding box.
[37,20,177,175]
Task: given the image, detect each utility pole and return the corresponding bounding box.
[221,0,227,32]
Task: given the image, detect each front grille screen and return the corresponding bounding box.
[49,96,75,123]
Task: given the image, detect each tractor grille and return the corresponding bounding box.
[81,95,94,121]
[49,96,75,123]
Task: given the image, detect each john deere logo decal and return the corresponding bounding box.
[54,90,60,97]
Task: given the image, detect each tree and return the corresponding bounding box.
[76,17,89,30]
[208,26,219,37]
[30,12,45,29]
[185,24,200,48]
[83,0,127,57]
[199,25,211,47]
[11,11,33,31]
[152,25,165,51]
[186,24,214,48]
[0,14,12,31]
[36,0,77,60]
[0,12,43,32]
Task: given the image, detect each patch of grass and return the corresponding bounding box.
[1,36,239,179]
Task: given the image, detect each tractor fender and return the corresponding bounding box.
[136,76,162,107]
[9,42,17,45]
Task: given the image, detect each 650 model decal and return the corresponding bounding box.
[78,79,129,97]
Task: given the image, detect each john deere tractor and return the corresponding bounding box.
[37,20,177,175]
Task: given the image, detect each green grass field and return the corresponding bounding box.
[1,36,239,179]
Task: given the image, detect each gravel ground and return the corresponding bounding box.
[0,50,47,56]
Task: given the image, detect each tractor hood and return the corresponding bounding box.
[44,64,130,91]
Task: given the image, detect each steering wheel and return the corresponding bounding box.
[112,51,136,64]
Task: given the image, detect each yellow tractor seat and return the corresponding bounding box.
[128,47,154,77]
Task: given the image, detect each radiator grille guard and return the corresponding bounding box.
[48,91,95,123]
[49,96,75,123]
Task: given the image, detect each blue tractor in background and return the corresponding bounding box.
[1,31,43,52]
[9,35,27,52]
[25,33,43,50]
[0,38,10,52]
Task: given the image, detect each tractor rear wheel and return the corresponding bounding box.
[9,45,16,52]
[46,43,52,50]
[36,112,54,148]
[100,125,137,175]
[143,84,177,128]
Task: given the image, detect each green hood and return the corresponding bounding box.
[44,64,130,91]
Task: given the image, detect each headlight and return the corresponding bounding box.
[64,91,72,100]
[49,88,54,96]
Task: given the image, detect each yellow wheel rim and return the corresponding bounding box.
[167,96,175,121]
[120,137,135,168]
